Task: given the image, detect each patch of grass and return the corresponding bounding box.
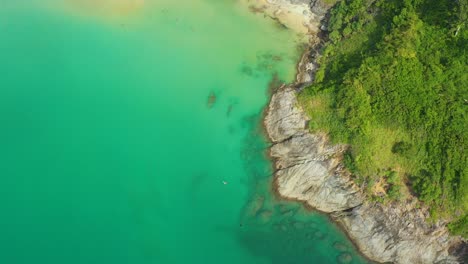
[322,0,340,6]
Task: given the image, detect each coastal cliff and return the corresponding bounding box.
[265,87,464,263]
[257,0,467,263]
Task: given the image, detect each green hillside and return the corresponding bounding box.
[299,0,467,237]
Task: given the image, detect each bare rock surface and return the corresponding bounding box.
[265,88,363,213]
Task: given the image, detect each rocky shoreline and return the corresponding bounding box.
[255,0,467,263]
[265,86,465,263]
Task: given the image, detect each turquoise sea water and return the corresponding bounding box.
[0,1,370,263]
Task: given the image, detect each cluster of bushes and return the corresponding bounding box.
[299,0,467,237]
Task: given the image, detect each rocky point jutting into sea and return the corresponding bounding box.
[243,0,468,263]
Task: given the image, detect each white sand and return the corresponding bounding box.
[238,0,320,36]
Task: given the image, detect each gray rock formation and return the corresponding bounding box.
[265,86,465,264]
[265,87,363,213]
[333,202,464,264]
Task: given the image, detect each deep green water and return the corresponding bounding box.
[0,1,370,263]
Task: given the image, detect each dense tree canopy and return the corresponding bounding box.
[300,0,467,237]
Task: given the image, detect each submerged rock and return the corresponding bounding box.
[292,221,305,229]
[304,228,318,239]
[336,252,353,264]
[257,210,273,223]
[306,221,318,229]
[226,104,233,116]
[280,224,289,232]
[280,210,295,218]
[312,230,326,240]
[276,204,296,214]
[206,91,217,108]
[333,241,348,251]
[241,64,254,76]
[245,195,265,217]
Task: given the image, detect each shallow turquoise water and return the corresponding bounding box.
[0,1,370,263]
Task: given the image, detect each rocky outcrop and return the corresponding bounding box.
[265,86,466,264]
[333,202,465,264]
[265,88,363,213]
[259,1,466,263]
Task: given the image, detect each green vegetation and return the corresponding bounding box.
[299,0,467,237]
[448,214,468,237]
[322,0,340,5]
